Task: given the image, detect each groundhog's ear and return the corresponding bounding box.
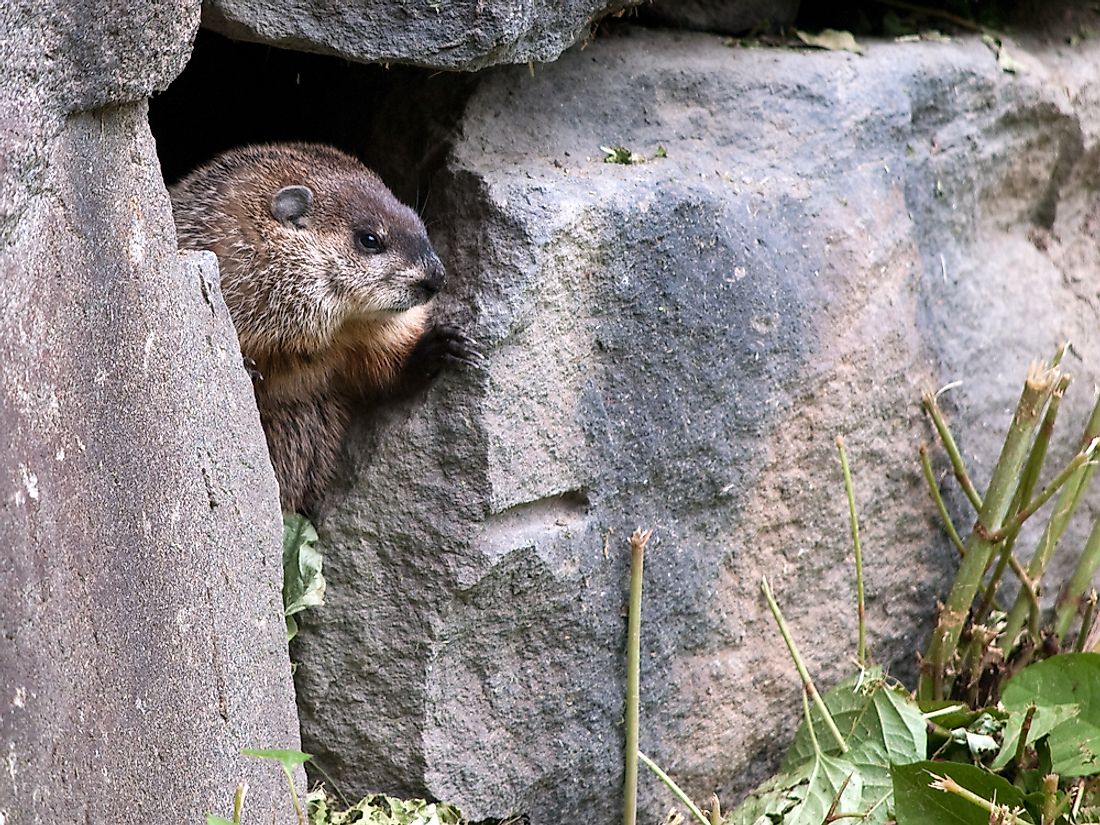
[271,185,313,228]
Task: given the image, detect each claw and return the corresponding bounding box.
[242,355,264,382]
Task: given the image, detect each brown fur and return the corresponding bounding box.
[170,142,453,515]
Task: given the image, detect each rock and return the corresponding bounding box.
[293,26,1100,825]
[642,0,799,35]
[0,1,303,821]
[201,0,638,71]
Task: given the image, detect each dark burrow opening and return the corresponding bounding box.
[149,28,477,213]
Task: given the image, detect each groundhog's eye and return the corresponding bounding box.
[356,231,384,253]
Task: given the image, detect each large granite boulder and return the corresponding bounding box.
[0,1,303,822]
[292,25,1100,825]
[202,0,637,70]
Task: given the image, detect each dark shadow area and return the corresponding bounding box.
[795,0,1046,34]
[149,29,477,210]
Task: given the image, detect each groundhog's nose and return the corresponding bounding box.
[419,258,446,296]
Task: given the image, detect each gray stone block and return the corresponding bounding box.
[201,0,639,71]
[294,27,1100,825]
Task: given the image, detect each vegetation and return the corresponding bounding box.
[207,749,468,825]
[283,513,326,641]
[633,349,1100,824]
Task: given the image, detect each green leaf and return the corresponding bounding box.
[726,752,862,825]
[242,747,312,771]
[1001,653,1100,777]
[990,702,1079,771]
[206,818,235,825]
[729,670,924,824]
[283,513,326,639]
[891,761,1032,825]
[307,788,466,825]
[779,669,926,822]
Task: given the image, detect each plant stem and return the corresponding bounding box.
[1000,392,1100,653]
[928,774,1029,824]
[1076,590,1098,653]
[232,783,247,825]
[1054,517,1100,642]
[1014,704,1037,767]
[974,376,1068,622]
[990,443,1092,544]
[623,528,652,825]
[918,364,1056,700]
[920,444,966,556]
[281,764,306,825]
[837,437,866,667]
[923,390,984,512]
[1041,774,1058,825]
[708,794,722,825]
[762,577,849,752]
[638,752,710,825]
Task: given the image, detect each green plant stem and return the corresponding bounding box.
[974,377,1068,622]
[1054,517,1100,642]
[928,774,1029,824]
[1014,704,1037,767]
[1000,392,1100,654]
[989,444,1092,544]
[918,365,1056,701]
[708,794,722,825]
[638,752,710,825]
[836,437,866,666]
[1076,590,1098,653]
[281,764,306,825]
[801,688,821,755]
[920,444,966,556]
[1041,774,1058,825]
[761,577,849,752]
[623,528,651,825]
[232,783,247,824]
[923,390,984,512]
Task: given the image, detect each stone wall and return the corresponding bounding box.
[0,1,303,822]
[7,2,1100,824]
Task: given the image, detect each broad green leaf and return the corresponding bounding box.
[990,701,1079,771]
[1001,653,1100,777]
[778,669,925,822]
[729,670,922,824]
[783,669,926,768]
[726,752,862,825]
[206,818,235,825]
[283,513,326,639]
[891,761,1032,825]
[242,747,312,771]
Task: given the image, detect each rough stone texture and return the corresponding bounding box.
[0,1,303,822]
[293,26,1100,825]
[642,0,799,35]
[201,0,637,71]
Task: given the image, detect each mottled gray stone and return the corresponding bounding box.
[201,0,636,70]
[294,27,1100,825]
[0,1,302,822]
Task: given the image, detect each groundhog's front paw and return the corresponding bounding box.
[242,355,264,382]
[407,324,481,378]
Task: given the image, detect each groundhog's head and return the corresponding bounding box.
[170,143,447,357]
[267,159,446,317]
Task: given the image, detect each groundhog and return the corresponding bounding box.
[169,142,473,516]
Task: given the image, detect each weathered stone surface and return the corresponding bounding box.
[293,26,1100,825]
[201,0,636,70]
[0,1,302,822]
[643,0,799,35]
